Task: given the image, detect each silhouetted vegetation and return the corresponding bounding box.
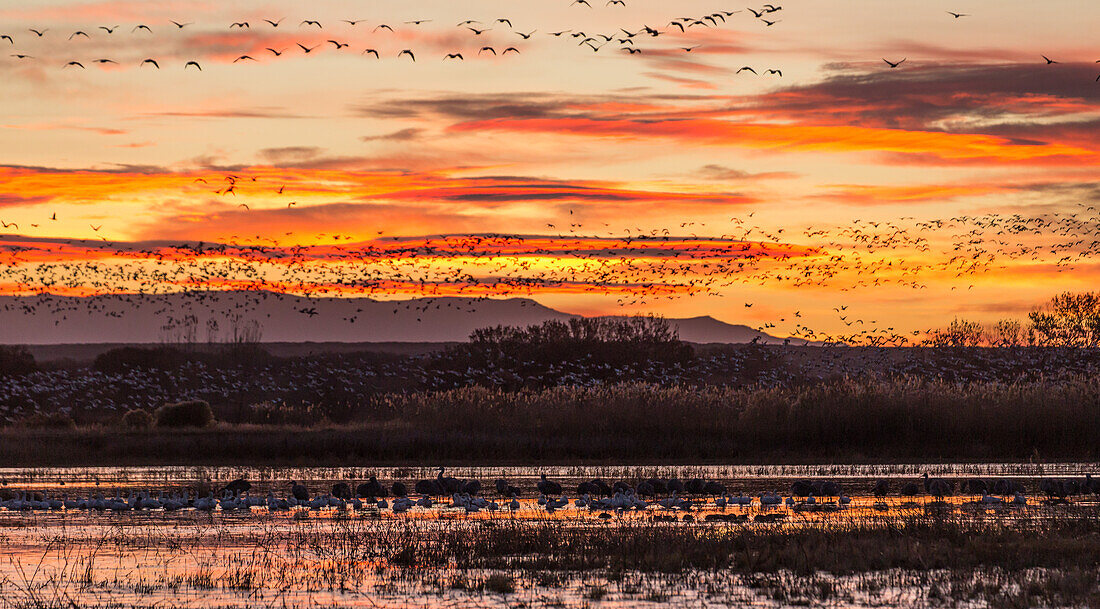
[121,408,153,429]
[4,312,1100,464]
[154,400,215,428]
[428,316,693,389]
[18,412,76,429]
[0,345,36,377]
[0,375,1099,464]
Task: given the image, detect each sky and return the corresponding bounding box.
[0,0,1098,343]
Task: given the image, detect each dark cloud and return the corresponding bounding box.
[361,128,424,142]
[696,164,798,181]
[258,146,325,164]
[0,194,53,207]
[757,63,1100,131]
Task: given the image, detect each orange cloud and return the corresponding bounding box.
[449,117,1100,165]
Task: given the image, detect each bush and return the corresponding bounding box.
[121,409,154,430]
[0,345,37,377]
[154,400,215,428]
[484,574,514,594]
[21,412,76,429]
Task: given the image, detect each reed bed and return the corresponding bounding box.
[1,509,1099,608]
[2,375,1100,465]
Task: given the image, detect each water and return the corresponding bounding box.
[0,463,1096,608]
[2,461,1096,492]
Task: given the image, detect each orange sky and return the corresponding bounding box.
[1,0,1098,341]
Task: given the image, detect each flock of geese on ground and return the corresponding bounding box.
[2,470,1099,517]
[4,341,1100,421]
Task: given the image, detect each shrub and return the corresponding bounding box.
[154,400,215,428]
[484,574,514,594]
[0,345,37,377]
[21,412,76,429]
[121,409,154,430]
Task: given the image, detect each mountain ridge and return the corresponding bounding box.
[0,291,805,345]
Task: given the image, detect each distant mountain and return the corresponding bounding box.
[0,291,802,345]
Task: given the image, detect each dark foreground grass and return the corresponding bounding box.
[4,376,1100,465]
[392,511,1100,574]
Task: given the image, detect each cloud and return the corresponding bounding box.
[361,128,424,142]
[696,164,797,181]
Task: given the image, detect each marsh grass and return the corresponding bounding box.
[2,510,1100,608]
[3,376,1100,465]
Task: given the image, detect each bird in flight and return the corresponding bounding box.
[681,45,700,52]
[185,61,201,70]
[1042,55,1058,64]
[373,24,393,32]
[133,25,152,33]
[263,18,283,27]
[141,58,160,68]
[297,43,319,53]
[29,28,48,37]
[230,22,250,29]
[68,31,89,40]
[90,224,102,231]
[327,40,349,49]
[342,20,367,26]
[170,20,192,29]
[1,35,13,44]
[737,66,757,74]
[882,57,905,68]
[233,55,255,63]
[266,48,285,56]
[398,49,416,61]
[946,11,969,18]
[300,20,322,29]
[444,53,464,61]
[516,30,536,39]
[479,46,497,56]
[64,61,85,69]
[406,20,431,25]
[765,68,782,76]
[99,26,119,34]
[503,47,520,55]
[92,59,117,65]
[362,49,380,58]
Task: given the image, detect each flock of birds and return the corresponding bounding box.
[6,6,1087,77]
[5,201,1100,346]
[0,5,798,69]
[3,470,1098,516]
[1,4,1097,346]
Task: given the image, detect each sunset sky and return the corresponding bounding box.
[1,0,1098,341]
